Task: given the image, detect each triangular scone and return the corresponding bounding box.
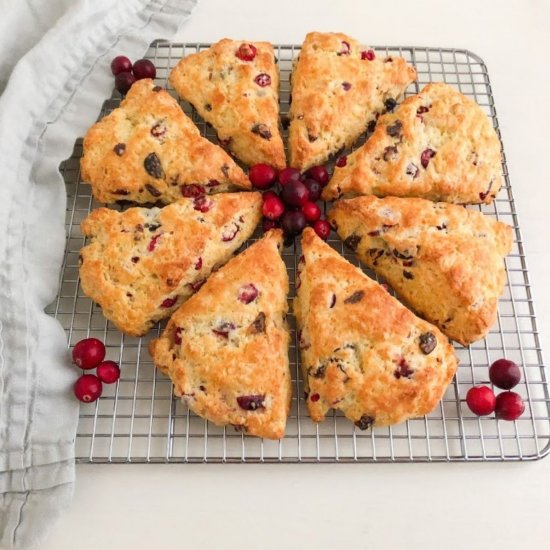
[81,79,250,204]
[79,193,262,336]
[328,196,513,345]
[288,32,416,171]
[294,228,457,429]
[169,39,286,170]
[323,82,503,203]
[149,230,291,439]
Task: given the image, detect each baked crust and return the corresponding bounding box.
[80,79,250,204]
[288,32,416,171]
[169,39,286,169]
[328,196,513,345]
[293,228,457,428]
[149,230,291,439]
[323,82,503,203]
[79,193,262,336]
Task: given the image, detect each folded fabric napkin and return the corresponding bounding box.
[0,0,197,547]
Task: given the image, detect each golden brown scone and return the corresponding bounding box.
[288,32,416,171]
[294,228,458,429]
[79,193,262,336]
[328,196,513,345]
[169,39,285,170]
[323,82,503,204]
[149,230,291,439]
[80,79,250,204]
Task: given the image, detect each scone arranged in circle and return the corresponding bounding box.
[328,196,513,345]
[79,192,262,336]
[294,228,457,429]
[323,82,503,203]
[149,230,291,439]
[288,32,416,171]
[169,39,285,170]
[81,78,250,204]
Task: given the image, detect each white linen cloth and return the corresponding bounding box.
[0,1,197,547]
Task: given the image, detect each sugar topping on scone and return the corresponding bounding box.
[80,78,250,204]
[294,228,458,428]
[79,192,262,336]
[149,230,291,439]
[288,32,416,171]
[328,196,513,345]
[323,82,503,204]
[169,39,286,170]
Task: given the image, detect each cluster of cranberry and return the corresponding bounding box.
[249,163,332,243]
[72,338,121,403]
[466,359,524,421]
[111,55,157,94]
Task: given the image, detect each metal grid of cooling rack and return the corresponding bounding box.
[46,41,550,463]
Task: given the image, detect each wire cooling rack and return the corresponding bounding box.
[47,41,550,463]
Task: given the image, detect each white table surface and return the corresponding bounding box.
[38,1,550,548]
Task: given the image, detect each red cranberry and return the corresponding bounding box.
[132,59,156,80]
[222,223,239,242]
[114,71,136,94]
[278,167,301,186]
[302,202,321,223]
[313,219,331,240]
[421,148,436,169]
[339,41,350,55]
[262,194,285,220]
[96,361,121,384]
[262,218,279,233]
[281,210,306,236]
[181,184,205,198]
[111,55,132,75]
[281,180,309,207]
[310,393,320,402]
[336,155,348,168]
[342,82,352,91]
[161,297,178,308]
[495,391,525,421]
[489,359,521,390]
[249,163,277,189]
[213,321,236,338]
[193,196,213,213]
[195,257,202,270]
[466,386,496,416]
[236,43,257,61]
[74,374,103,403]
[303,179,322,202]
[254,73,271,87]
[147,234,161,252]
[174,327,183,345]
[72,338,106,370]
[237,394,265,411]
[238,284,259,304]
[305,165,329,186]
[361,49,375,61]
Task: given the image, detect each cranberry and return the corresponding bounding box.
[489,359,521,390]
[181,184,205,198]
[249,163,277,189]
[161,297,178,308]
[72,338,106,370]
[342,82,352,91]
[132,59,156,80]
[195,257,202,270]
[310,393,320,402]
[74,374,103,403]
[313,219,331,240]
[495,391,525,421]
[339,41,351,55]
[305,165,329,186]
[466,386,496,416]
[212,321,236,338]
[262,194,285,220]
[237,394,265,411]
[111,55,132,75]
[236,43,257,61]
[254,73,271,87]
[281,210,306,236]
[193,196,213,213]
[262,218,278,233]
[174,327,183,345]
[114,71,136,94]
[421,148,436,169]
[302,202,321,223]
[281,180,309,207]
[188,279,205,293]
[278,167,301,186]
[336,155,348,168]
[96,361,121,384]
[238,284,259,304]
[222,223,239,241]
[361,49,375,61]
[303,179,322,202]
[147,234,161,252]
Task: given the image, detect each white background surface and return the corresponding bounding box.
[38,1,550,549]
